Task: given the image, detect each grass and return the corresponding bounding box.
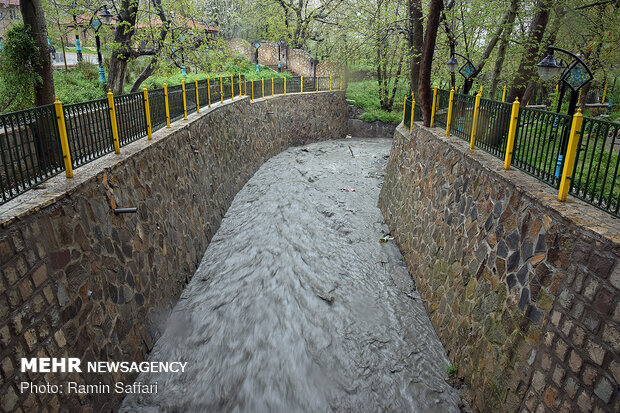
[446,363,457,377]
[346,80,410,124]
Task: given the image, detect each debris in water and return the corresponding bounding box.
[345,134,352,139]
[341,187,356,192]
[348,145,355,157]
[380,233,394,243]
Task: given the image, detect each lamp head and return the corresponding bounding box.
[446,55,458,73]
[536,52,564,81]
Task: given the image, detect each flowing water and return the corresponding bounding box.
[120,138,462,412]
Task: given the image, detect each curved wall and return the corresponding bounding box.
[0,92,347,412]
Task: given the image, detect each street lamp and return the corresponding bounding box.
[72,2,82,62]
[536,46,593,179]
[254,42,261,72]
[276,39,283,73]
[446,52,478,94]
[90,5,114,84]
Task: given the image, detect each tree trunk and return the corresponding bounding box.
[107,0,139,95]
[506,0,553,102]
[489,0,520,100]
[19,0,55,106]
[408,0,423,95]
[418,0,443,126]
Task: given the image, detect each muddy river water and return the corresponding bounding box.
[120,138,462,412]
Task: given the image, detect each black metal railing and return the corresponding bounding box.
[116,92,148,146]
[0,104,63,203]
[570,117,620,215]
[64,98,114,167]
[402,96,423,130]
[0,75,339,206]
[448,93,476,141]
[474,98,512,159]
[512,108,572,187]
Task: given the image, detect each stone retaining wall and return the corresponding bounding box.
[379,123,619,412]
[0,92,347,412]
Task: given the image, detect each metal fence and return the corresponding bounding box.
[430,88,620,217]
[0,75,339,206]
[0,104,63,203]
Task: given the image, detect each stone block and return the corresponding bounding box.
[577,391,593,413]
[593,377,613,404]
[569,350,582,374]
[602,322,620,353]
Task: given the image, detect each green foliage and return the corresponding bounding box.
[347,80,409,124]
[54,63,106,104]
[0,24,41,112]
[446,363,457,377]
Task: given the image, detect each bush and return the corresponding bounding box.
[347,80,409,124]
[54,63,106,104]
[0,24,41,112]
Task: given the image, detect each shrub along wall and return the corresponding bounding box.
[379,123,619,413]
[0,91,347,412]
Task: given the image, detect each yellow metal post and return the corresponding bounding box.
[261,78,265,99]
[272,77,274,96]
[339,76,343,90]
[301,76,304,93]
[401,96,407,126]
[316,77,318,92]
[181,80,187,120]
[479,85,483,95]
[409,98,415,134]
[430,86,438,127]
[239,73,242,97]
[446,88,455,136]
[330,76,332,91]
[601,83,608,104]
[558,109,584,201]
[469,91,482,150]
[578,89,582,105]
[195,79,199,113]
[143,88,152,140]
[207,78,211,108]
[230,74,234,101]
[164,82,170,127]
[502,86,507,102]
[244,80,247,96]
[54,98,73,178]
[503,98,521,169]
[284,77,287,94]
[219,76,223,103]
[251,80,254,101]
[107,90,120,154]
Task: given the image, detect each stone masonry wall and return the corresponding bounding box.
[379,124,619,412]
[0,91,348,412]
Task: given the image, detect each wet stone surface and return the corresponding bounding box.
[121,138,461,412]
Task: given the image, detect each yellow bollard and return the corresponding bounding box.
[262,78,265,99]
[446,88,455,136]
[181,80,187,120]
[272,78,274,96]
[231,74,234,101]
[430,86,438,127]
[207,78,211,108]
[195,79,199,113]
[504,98,521,169]
[502,85,507,102]
[601,83,608,104]
[339,76,342,90]
[578,89,582,105]
[469,91,482,150]
[219,76,223,104]
[409,98,416,134]
[54,98,73,177]
[284,77,287,94]
[316,77,318,92]
[143,87,152,139]
[301,76,304,93]
[330,76,332,91]
[401,96,407,126]
[251,80,254,101]
[107,89,120,154]
[163,82,170,127]
[238,73,242,97]
[558,109,584,201]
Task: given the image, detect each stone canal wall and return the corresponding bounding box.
[379,123,619,412]
[0,91,347,412]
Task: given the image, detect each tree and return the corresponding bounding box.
[506,0,554,102]
[19,0,55,106]
[417,0,443,126]
[408,0,423,94]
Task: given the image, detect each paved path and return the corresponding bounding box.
[121,138,462,412]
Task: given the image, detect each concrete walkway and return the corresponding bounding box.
[120,139,462,412]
